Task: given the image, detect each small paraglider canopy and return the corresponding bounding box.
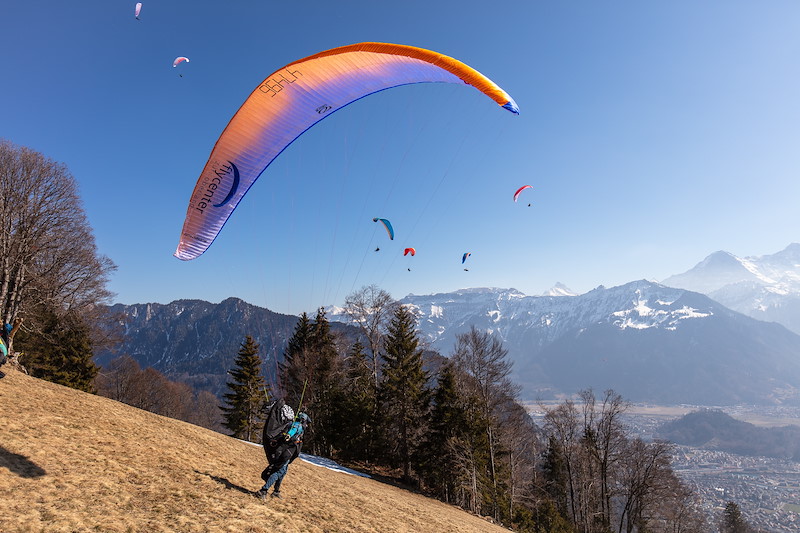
[462,252,471,264]
[373,218,395,240]
[135,2,142,19]
[513,185,532,203]
[403,248,416,257]
[173,56,190,68]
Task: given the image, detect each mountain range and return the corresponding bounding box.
[96,297,357,395]
[97,245,800,407]
[382,281,800,406]
[661,243,800,335]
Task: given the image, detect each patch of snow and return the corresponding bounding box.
[672,306,711,320]
[616,318,654,330]
[299,454,371,478]
[430,305,444,319]
[766,286,790,296]
[739,258,777,284]
[241,440,371,478]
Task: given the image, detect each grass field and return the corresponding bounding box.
[0,368,509,533]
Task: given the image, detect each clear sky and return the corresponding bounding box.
[3,1,800,316]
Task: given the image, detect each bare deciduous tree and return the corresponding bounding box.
[498,401,539,520]
[615,438,675,533]
[0,139,116,356]
[97,355,223,432]
[543,398,582,525]
[580,389,629,531]
[451,326,520,522]
[342,284,397,389]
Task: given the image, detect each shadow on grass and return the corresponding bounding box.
[195,469,253,496]
[0,446,47,478]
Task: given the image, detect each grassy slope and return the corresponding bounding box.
[0,368,507,533]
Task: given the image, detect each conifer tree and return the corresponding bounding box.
[278,310,343,455]
[332,340,377,461]
[306,307,342,456]
[280,312,313,406]
[540,434,570,520]
[221,335,266,442]
[379,305,430,483]
[24,309,98,393]
[419,362,470,501]
[720,501,751,533]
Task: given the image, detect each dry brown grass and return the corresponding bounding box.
[0,368,509,533]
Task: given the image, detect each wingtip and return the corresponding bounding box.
[502,100,520,115]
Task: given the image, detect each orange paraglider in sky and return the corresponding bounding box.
[174,42,519,260]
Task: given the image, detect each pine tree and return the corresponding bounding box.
[720,501,750,533]
[278,310,343,455]
[379,305,430,483]
[24,309,98,393]
[280,312,313,407]
[332,340,377,462]
[221,336,267,442]
[541,434,570,520]
[306,307,342,456]
[419,362,470,501]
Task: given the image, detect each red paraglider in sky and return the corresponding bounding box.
[513,185,532,203]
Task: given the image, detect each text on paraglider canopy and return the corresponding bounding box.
[182,232,208,244]
[258,69,302,96]
[194,162,234,213]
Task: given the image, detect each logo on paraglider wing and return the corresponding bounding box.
[212,161,240,208]
[193,161,242,214]
[316,104,332,114]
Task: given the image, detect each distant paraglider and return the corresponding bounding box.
[373,218,395,240]
[513,185,532,206]
[462,252,471,264]
[404,248,416,257]
[173,56,189,76]
[135,2,142,19]
[174,42,519,261]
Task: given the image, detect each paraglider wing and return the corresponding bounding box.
[513,185,532,202]
[372,217,395,240]
[404,247,416,257]
[173,56,190,68]
[174,42,519,260]
[135,3,142,19]
[462,252,471,264]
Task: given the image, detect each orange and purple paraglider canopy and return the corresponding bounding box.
[174,42,519,260]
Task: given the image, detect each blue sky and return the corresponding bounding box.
[3,1,800,316]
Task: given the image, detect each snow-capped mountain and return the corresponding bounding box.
[541,282,577,297]
[662,244,800,334]
[396,281,717,357]
[101,277,800,407]
[327,280,800,405]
